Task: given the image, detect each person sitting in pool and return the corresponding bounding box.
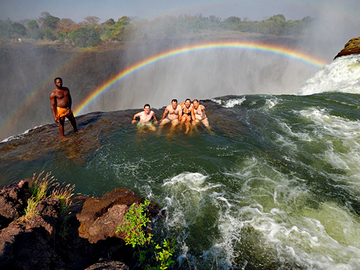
[192,99,211,130]
[132,104,158,131]
[160,99,182,129]
[179,98,195,134]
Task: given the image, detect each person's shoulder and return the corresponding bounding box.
[50,88,58,96]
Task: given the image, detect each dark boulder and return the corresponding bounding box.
[0,180,30,229]
[0,179,159,270]
[334,37,360,59]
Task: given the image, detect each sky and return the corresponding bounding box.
[1,0,355,23]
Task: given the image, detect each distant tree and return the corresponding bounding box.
[102,18,115,26]
[263,14,286,35]
[223,16,241,30]
[28,20,39,32]
[11,22,27,36]
[43,28,56,40]
[70,25,102,47]
[103,16,132,41]
[57,18,77,31]
[40,12,60,29]
[83,16,100,25]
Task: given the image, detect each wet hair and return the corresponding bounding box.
[193,99,199,103]
[54,77,62,82]
[171,99,178,103]
[144,104,150,108]
[185,98,191,103]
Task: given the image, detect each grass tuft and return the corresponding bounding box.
[20,171,75,222]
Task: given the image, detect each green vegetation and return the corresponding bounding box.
[21,171,75,222]
[0,12,313,47]
[117,199,177,270]
[116,199,153,248]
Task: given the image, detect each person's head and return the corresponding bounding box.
[54,77,63,89]
[171,99,178,109]
[144,104,150,114]
[193,99,199,108]
[184,98,191,108]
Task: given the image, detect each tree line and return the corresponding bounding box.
[0,12,313,47]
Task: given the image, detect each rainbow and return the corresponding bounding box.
[74,41,328,116]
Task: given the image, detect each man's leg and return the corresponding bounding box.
[58,117,66,138]
[67,113,78,132]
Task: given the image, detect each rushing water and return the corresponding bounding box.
[1,54,360,269]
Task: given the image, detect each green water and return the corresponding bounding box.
[1,93,360,269]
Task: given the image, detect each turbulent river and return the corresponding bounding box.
[1,54,360,269]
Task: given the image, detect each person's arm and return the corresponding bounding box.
[132,112,140,124]
[151,111,158,124]
[50,92,58,123]
[162,107,168,120]
[178,106,182,119]
[66,88,72,115]
[190,107,195,121]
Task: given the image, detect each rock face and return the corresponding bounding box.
[0,179,158,270]
[77,188,142,244]
[334,37,360,59]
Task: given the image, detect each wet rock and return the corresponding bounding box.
[334,37,360,59]
[76,187,142,243]
[85,258,129,270]
[0,180,159,270]
[0,180,30,229]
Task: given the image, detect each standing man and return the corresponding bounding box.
[50,77,79,140]
[132,104,158,131]
[160,99,182,129]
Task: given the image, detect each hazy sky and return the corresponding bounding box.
[1,0,357,23]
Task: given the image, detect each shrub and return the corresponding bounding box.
[116,199,177,269]
[116,199,152,248]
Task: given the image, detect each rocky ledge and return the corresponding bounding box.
[0,178,160,270]
[334,37,360,59]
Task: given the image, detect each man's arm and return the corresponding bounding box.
[66,88,72,116]
[162,107,168,120]
[151,111,158,123]
[132,112,141,124]
[50,92,58,123]
[133,112,141,120]
[67,88,72,109]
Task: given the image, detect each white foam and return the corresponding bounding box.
[299,54,360,95]
[1,125,43,143]
[212,96,246,108]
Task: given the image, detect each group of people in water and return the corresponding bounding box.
[50,77,210,139]
[132,98,210,134]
